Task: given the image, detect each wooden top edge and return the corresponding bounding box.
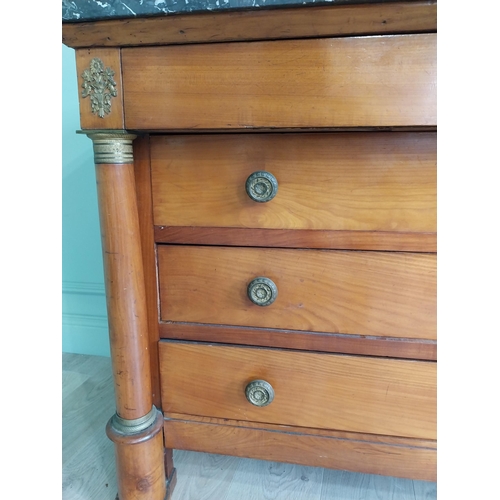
[79,127,438,134]
[63,1,436,49]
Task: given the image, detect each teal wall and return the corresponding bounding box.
[62,44,110,357]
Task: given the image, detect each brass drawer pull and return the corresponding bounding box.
[245,171,278,203]
[247,277,278,306]
[245,380,274,407]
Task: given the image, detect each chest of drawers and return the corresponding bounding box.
[63,2,437,498]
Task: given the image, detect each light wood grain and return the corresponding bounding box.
[158,246,436,339]
[172,450,436,500]
[320,468,436,500]
[62,354,117,500]
[169,452,240,500]
[75,49,124,130]
[121,34,436,130]
[225,459,325,500]
[164,418,436,482]
[62,353,436,499]
[151,132,436,234]
[159,342,436,439]
[62,2,437,48]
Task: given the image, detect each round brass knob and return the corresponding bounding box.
[247,277,278,307]
[245,171,278,203]
[245,380,274,407]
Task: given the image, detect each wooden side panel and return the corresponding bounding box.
[122,34,436,130]
[157,246,436,340]
[133,136,162,409]
[63,2,437,48]
[159,342,437,439]
[75,48,125,130]
[150,132,436,233]
[164,418,436,482]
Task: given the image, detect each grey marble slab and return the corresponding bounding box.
[63,0,398,22]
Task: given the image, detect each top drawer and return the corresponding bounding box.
[121,34,436,130]
[151,132,436,239]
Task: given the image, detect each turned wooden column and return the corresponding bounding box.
[83,130,167,500]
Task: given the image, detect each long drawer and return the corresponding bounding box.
[159,342,436,440]
[157,245,436,340]
[122,34,436,129]
[151,132,436,234]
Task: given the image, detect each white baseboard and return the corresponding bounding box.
[62,281,110,357]
[62,312,108,329]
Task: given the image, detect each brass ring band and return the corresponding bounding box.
[110,405,158,436]
[78,130,137,164]
[92,138,134,164]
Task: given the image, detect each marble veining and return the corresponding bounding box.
[63,0,391,22]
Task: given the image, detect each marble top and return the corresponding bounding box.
[63,0,397,22]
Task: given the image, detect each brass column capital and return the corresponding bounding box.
[78,130,137,164]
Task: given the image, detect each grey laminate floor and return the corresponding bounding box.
[62,353,437,500]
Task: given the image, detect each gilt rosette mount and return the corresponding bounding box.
[247,277,278,307]
[245,380,275,407]
[81,58,117,118]
[246,171,278,203]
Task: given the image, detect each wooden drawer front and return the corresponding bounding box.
[151,132,436,233]
[122,34,436,129]
[159,342,436,439]
[158,246,436,340]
